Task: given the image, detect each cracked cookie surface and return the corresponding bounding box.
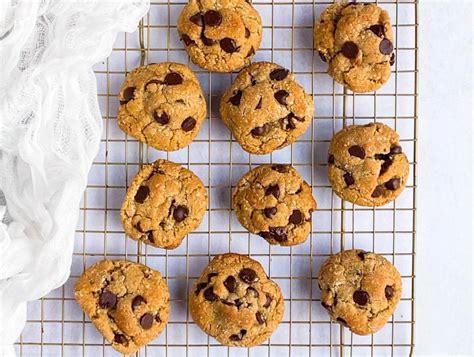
[328,122,409,206]
[75,260,170,354]
[233,164,317,246]
[189,253,284,346]
[220,62,314,154]
[314,1,395,92]
[117,62,206,151]
[318,249,402,335]
[177,0,262,72]
[121,159,207,249]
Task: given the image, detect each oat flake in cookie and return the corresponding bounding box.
[121,159,207,249]
[327,122,409,206]
[117,62,206,151]
[177,0,262,72]
[233,164,317,246]
[318,250,402,335]
[220,62,314,154]
[314,1,395,92]
[189,253,284,346]
[75,260,170,354]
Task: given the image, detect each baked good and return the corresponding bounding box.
[314,1,395,92]
[121,159,207,249]
[189,253,284,346]
[318,249,402,335]
[220,61,314,154]
[75,260,170,354]
[327,122,409,206]
[177,0,262,72]
[233,164,316,246]
[117,62,206,151]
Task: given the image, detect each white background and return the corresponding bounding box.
[417,0,472,355]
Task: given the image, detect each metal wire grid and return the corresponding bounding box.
[15,0,417,356]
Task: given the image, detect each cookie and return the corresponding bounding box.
[177,0,262,72]
[117,62,206,151]
[327,122,409,206]
[75,260,170,354]
[233,164,317,246]
[314,1,395,93]
[121,159,207,249]
[189,253,284,346]
[220,62,314,154]
[318,249,402,335]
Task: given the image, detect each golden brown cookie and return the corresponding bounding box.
[318,249,402,335]
[177,0,262,72]
[233,164,317,246]
[117,62,206,151]
[75,260,170,354]
[121,159,207,249]
[314,1,395,92]
[189,253,284,346]
[220,62,314,154]
[327,122,409,206]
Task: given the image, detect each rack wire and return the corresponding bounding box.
[16,0,417,356]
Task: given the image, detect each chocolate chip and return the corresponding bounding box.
[371,185,384,198]
[135,186,150,203]
[336,317,347,326]
[251,124,269,137]
[272,164,288,173]
[224,276,237,292]
[264,207,277,218]
[134,222,144,233]
[99,291,117,309]
[204,287,218,301]
[207,273,218,281]
[247,287,259,298]
[154,112,169,125]
[342,41,359,59]
[375,153,390,161]
[357,251,366,260]
[328,154,335,164]
[120,87,135,105]
[259,226,287,242]
[321,302,330,310]
[353,290,369,306]
[263,294,272,308]
[239,268,258,284]
[245,27,250,38]
[234,299,242,308]
[173,205,189,222]
[390,145,402,154]
[114,334,127,344]
[220,38,239,53]
[270,68,289,81]
[265,184,280,199]
[200,32,214,46]
[385,178,400,191]
[203,10,222,27]
[380,158,393,175]
[256,311,265,325]
[255,97,263,109]
[229,329,246,341]
[348,145,365,159]
[229,90,242,106]
[318,51,327,62]
[181,34,195,46]
[132,295,146,310]
[195,282,208,295]
[246,46,255,58]
[281,113,296,130]
[385,285,394,299]
[155,314,161,323]
[274,90,289,105]
[189,13,203,26]
[369,24,384,37]
[289,210,303,225]
[379,39,394,55]
[164,72,183,85]
[390,53,396,66]
[344,172,355,186]
[140,313,154,329]
[181,117,196,132]
[147,231,154,243]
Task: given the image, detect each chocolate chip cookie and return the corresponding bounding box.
[318,249,402,335]
[327,122,409,206]
[233,164,317,246]
[121,159,207,249]
[177,0,262,72]
[117,62,206,151]
[314,1,395,93]
[189,253,284,346]
[75,260,170,354]
[220,62,314,154]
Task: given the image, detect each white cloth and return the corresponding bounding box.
[0,1,149,355]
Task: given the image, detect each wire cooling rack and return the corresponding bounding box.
[16,0,417,356]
